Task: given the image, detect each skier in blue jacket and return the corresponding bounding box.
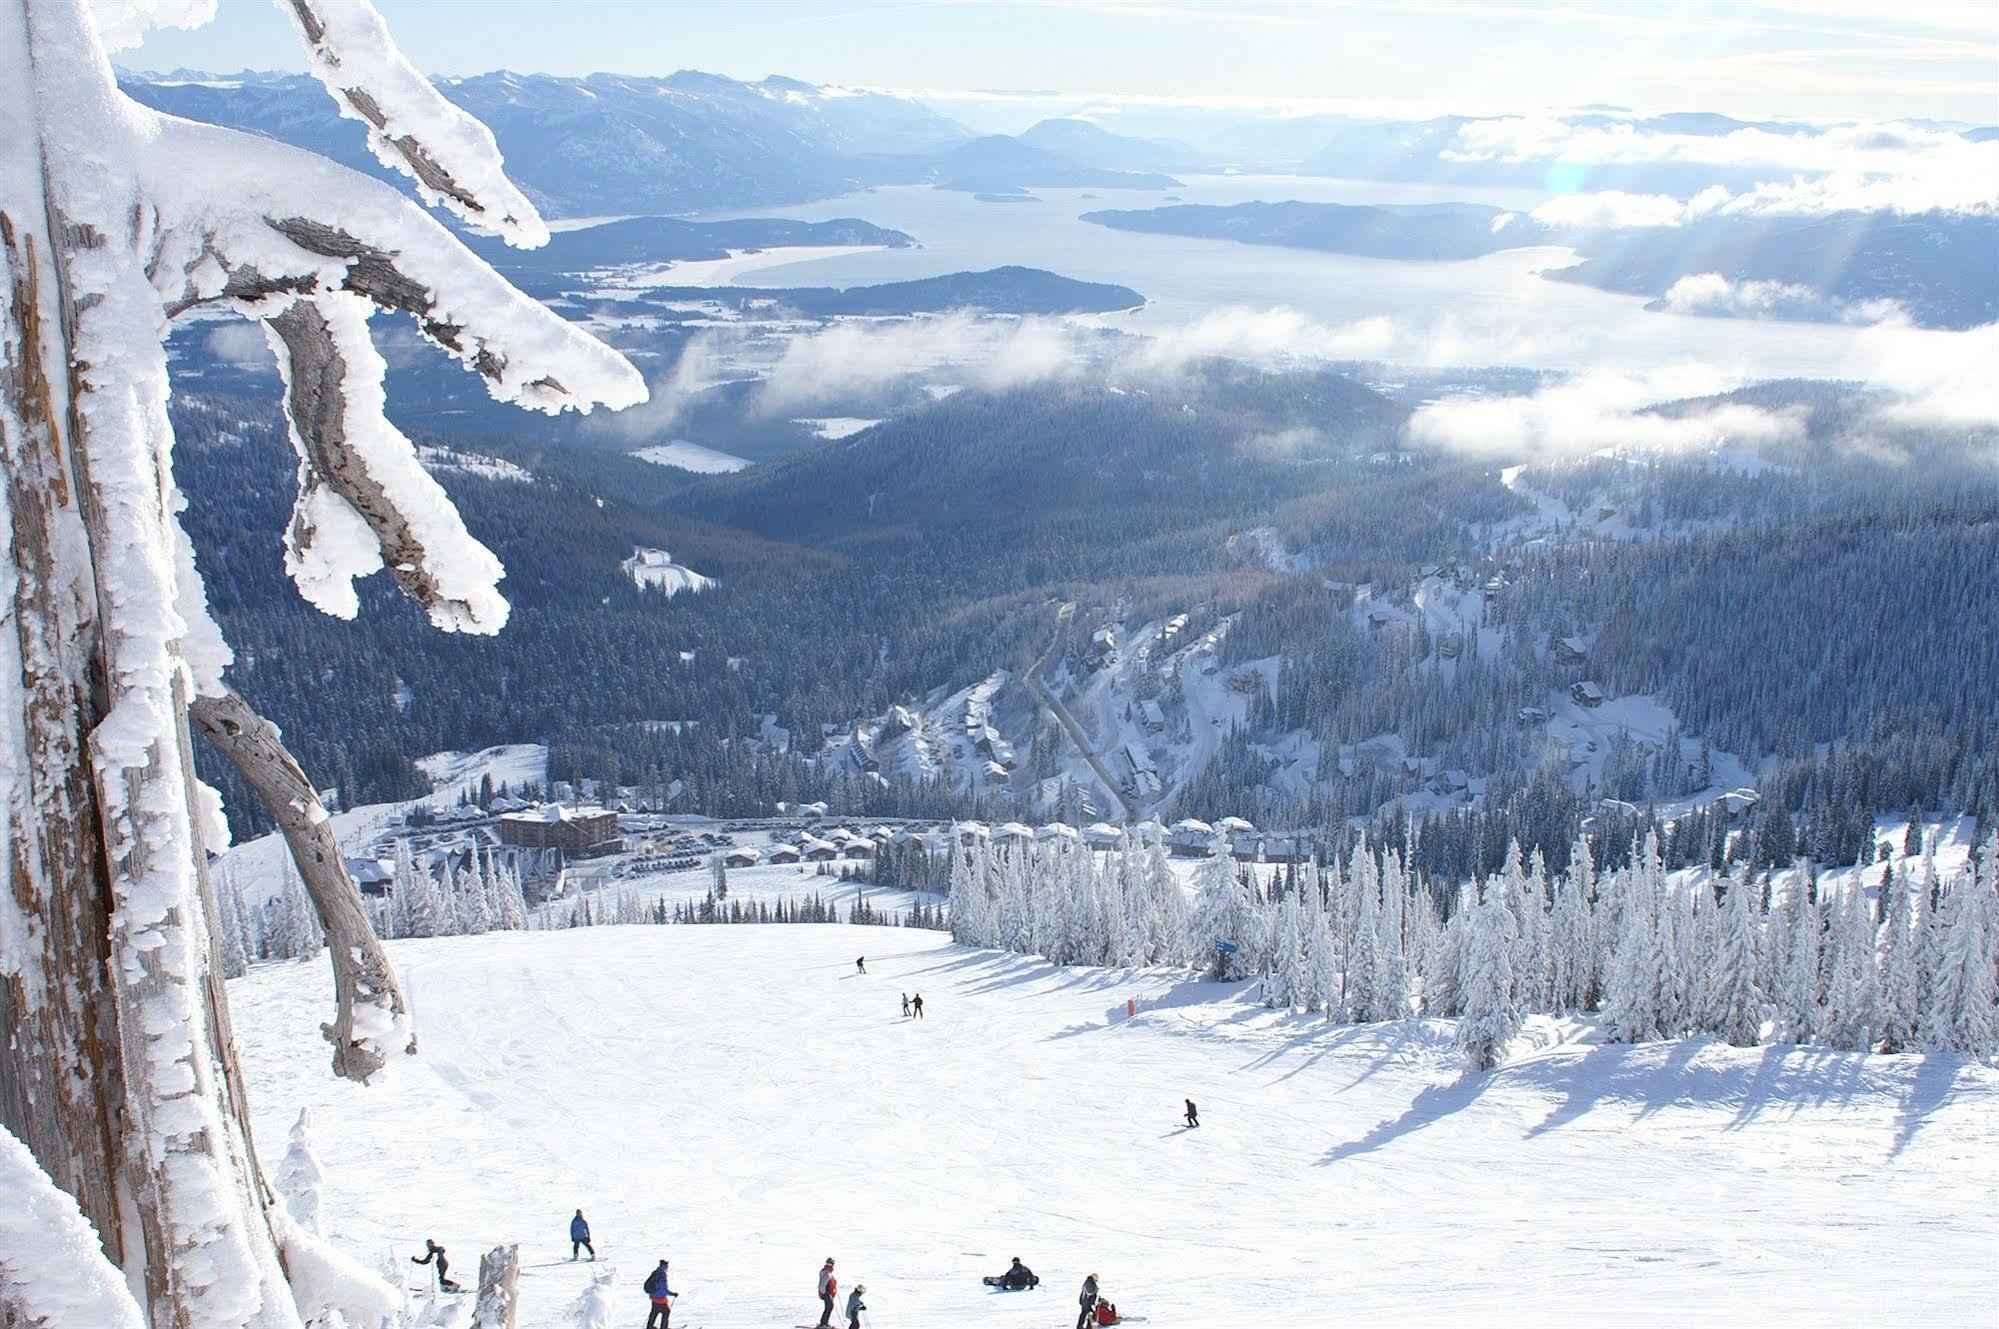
[643,1260,677,1328]
[569,1209,595,1260]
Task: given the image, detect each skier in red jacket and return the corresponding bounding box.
[816,1257,838,1327]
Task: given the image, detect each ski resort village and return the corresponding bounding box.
[5,2,1999,1329]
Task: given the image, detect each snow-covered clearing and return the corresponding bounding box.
[232,925,1997,1328]
[415,444,535,484]
[633,440,752,473]
[796,416,882,440]
[622,546,715,597]
[414,744,550,804]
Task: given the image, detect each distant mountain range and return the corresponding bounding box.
[120,69,1189,216]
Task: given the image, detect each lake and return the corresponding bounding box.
[680,174,1959,389]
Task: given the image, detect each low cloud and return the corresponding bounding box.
[753,313,1085,413]
[1863,321,1999,431]
[592,297,1998,463]
[203,321,268,366]
[1530,189,1719,229]
[1660,273,1908,326]
[1405,368,1807,459]
[1463,113,1999,223]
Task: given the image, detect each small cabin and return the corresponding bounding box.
[346,857,394,899]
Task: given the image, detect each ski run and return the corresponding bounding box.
[230,918,1996,1328]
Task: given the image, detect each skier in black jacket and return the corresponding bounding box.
[983,1256,1038,1290]
[1185,1098,1200,1128]
[412,1239,461,1292]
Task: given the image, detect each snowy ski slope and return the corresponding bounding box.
[230,926,1997,1328]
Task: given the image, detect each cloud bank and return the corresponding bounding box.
[1464,113,1998,225]
[1660,273,1908,325]
[1405,368,1806,460]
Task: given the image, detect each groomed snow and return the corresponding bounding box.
[229,925,1997,1328]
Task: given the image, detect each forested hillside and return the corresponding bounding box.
[179,349,1999,872]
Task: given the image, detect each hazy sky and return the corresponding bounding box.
[123,0,1999,128]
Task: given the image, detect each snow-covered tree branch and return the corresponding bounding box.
[0,0,644,1323]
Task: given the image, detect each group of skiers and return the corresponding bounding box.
[981,1258,1132,1325]
[900,991,926,1018]
[407,1227,1130,1328]
[816,1256,867,1327]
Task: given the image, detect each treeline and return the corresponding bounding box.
[214,844,532,973]
[948,831,1999,1066]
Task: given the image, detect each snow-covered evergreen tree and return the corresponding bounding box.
[1344,853,1381,1020]
[1304,893,1340,1018]
[1456,885,1521,1073]
[1421,888,1473,1019]
[1188,837,1259,980]
[1708,867,1766,1047]
[1141,834,1189,965]
[1605,847,1666,1043]
[217,866,252,978]
[1821,880,1879,1051]
[1373,851,1411,1021]
[1922,854,1998,1060]
[1780,887,1825,1044]
[1876,863,1923,1054]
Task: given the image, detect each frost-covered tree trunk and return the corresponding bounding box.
[0,0,641,1323]
[473,1244,520,1329]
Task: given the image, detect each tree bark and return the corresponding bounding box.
[190,687,413,1081]
[0,198,131,1283]
[4,4,300,1322]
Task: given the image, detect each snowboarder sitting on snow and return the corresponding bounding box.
[983,1257,1039,1290]
[1076,1273,1100,1329]
[412,1239,461,1292]
[816,1256,839,1327]
[569,1208,595,1260]
[1184,1098,1199,1128]
[846,1282,868,1328]
[642,1259,677,1329]
[1094,1298,1124,1325]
